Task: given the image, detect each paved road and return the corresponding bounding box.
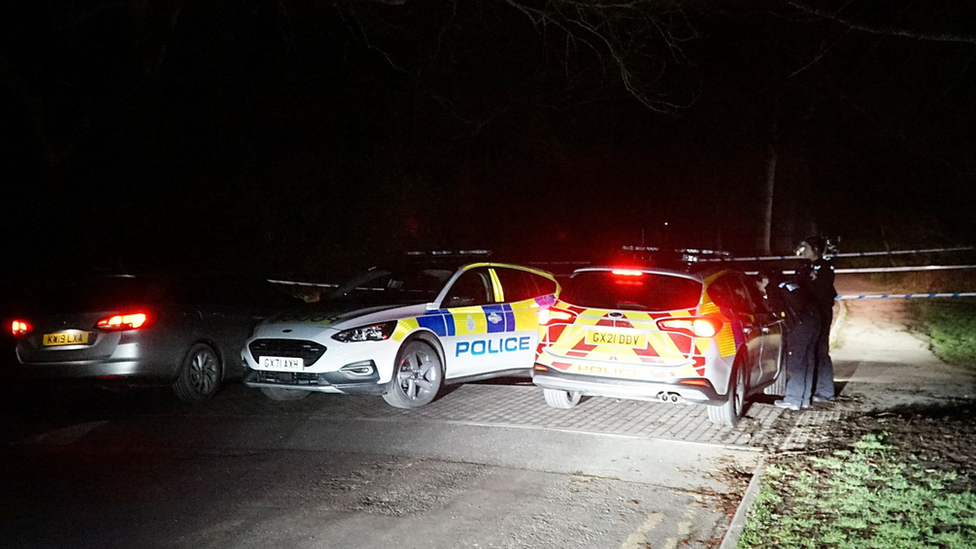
[0,376,789,549]
[11,273,961,548]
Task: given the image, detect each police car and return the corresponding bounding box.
[242,254,559,407]
[532,257,784,425]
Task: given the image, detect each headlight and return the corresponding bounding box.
[332,321,397,343]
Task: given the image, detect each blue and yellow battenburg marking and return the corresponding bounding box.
[391,294,555,357]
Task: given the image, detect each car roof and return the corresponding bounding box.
[569,264,743,283]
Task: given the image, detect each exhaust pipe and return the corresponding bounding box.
[657,392,684,403]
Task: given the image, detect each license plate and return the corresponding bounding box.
[259,356,304,370]
[42,331,90,346]
[585,331,647,348]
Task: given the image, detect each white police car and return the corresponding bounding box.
[242,255,559,407]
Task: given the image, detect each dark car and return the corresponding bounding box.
[8,272,299,402]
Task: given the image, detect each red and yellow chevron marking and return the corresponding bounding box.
[543,307,699,366]
[699,288,736,358]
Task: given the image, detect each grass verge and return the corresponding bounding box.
[737,433,976,549]
[909,298,976,368]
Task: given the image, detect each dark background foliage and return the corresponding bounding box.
[2,0,974,281]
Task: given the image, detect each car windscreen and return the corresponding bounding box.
[559,271,702,311]
[329,267,455,306]
[24,276,158,314]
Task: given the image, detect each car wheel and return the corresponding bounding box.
[260,387,311,401]
[708,360,746,426]
[173,343,222,403]
[382,340,442,408]
[543,388,582,409]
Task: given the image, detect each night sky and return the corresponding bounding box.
[2,0,975,283]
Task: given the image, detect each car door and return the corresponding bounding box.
[709,274,765,385]
[438,266,498,379]
[727,272,781,388]
[486,266,558,373]
[746,274,785,387]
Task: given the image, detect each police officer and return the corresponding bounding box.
[794,236,837,402]
[757,271,822,410]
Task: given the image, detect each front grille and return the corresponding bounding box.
[249,339,326,366]
[249,370,328,386]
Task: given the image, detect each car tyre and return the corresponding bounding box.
[708,359,746,426]
[382,340,442,408]
[260,387,311,401]
[173,343,222,403]
[543,388,582,409]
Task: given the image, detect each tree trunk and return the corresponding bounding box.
[761,127,777,255]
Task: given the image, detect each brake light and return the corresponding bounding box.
[97,312,150,331]
[656,317,723,338]
[538,308,576,326]
[679,379,710,387]
[611,269,644,277]
[11,320,32,337]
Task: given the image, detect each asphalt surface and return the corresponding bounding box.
[4,275,975,548]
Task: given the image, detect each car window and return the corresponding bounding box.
[25,276,158,313]
[559,271,701,311]
[442,268,494,308]
[168,276,298,309]
[331,267,453,305]
[492,268,537,302]
[708,274,754,313]
[527,272,558,296]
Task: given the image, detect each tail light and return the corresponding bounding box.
[656,316,723,338]
[538,308,577,326]
[11,320,32,337]
[611,269,644,277]
[97,312,150,331]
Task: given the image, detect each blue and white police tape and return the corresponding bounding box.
[837,293,976,300]
[836,265,976,274]
[702,246,974,262]
[748,265,976,276]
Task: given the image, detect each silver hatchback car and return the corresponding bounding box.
[9,272,298,401]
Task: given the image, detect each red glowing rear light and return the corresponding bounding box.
[11,320,32,337]
[97,312,150,331]
[611,269,644,277]
[539,308,577,326]
[679,379,709,387]
[656,316,723,338]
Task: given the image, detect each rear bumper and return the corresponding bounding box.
[532,367,722,405]
[10,358,173,381]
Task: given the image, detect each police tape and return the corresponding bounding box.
[836,293,976,300]
[702,246,975,262]
[836,264,976,274]
[750,264,976,276]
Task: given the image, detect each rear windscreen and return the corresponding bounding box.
[560,271,702,311]
[26,276,157,313]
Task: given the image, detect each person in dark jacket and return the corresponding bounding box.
[794,236,838,402]
[757,270,822,410]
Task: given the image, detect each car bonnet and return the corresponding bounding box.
[260,302,430,331]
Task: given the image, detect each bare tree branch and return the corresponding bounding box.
[787,1,976,44]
